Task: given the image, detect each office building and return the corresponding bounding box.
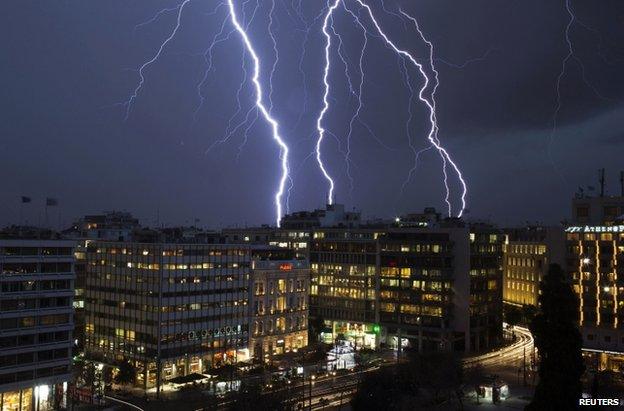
[0,230,75,411]
[306,209,504,353]
[249,248,309,359]
[572,195,624,226]
[565,223,624,370]
[503,226,565,307]
[84,242,251,391]
[309,228,379,348]
[281,204,361,230]
[380,222,503,353]
[63,212,142,350]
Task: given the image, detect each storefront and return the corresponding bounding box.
[1,383,66,411]
[583,349,624,373]
[321,321,378,349]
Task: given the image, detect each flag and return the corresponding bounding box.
[21,196,31,203]
[46,198,58,206]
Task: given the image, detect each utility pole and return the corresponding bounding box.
[599,168,606,197]
[308,374,315,410]
[523,346,527,386]
[397,328,401,365]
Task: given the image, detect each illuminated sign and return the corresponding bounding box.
[178,325,244,342]
[279,263,293,271]
[565,225,624,233]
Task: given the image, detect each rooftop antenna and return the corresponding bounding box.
[599,168,606,197]
[620,171,624,197]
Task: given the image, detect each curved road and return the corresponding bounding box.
[463,325,534,369]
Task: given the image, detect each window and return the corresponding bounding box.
[576,207,589,218]
[20,317,35,328]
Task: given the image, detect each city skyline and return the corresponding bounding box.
[2,1,624,408]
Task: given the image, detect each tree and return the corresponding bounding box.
[308,316,326,343]
[352,350,463,410]
[114,360,136,386]
[354,348,378,370]
[74,360,96,388]
[230,380,290,411]
[351,367,409,410]
[464,363,486,404]
[526,264,584,410]
[410,352,463,404]
[521,304,538,325]
[102,365,114,387]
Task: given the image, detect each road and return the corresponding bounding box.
[111,326,534,410]
[463,325,534,369]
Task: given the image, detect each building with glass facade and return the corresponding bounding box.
[308,216,504,353]
[84,242,251,392]
[309,228,379,348]
[0,236,75,411]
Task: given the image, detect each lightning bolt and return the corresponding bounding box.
[397,57,435,207]
[123,0,192,120]
[133,4,183,35]
[193,4,233,122]
[548,0,609,182]
[396,8,452,216]
[268,0,279,113]
[315,0,342,205]
[436,49,496,69]
[226,0,292,226]
[341,2,367,197]
[341,3,401,198]
[351,1,467,217]
[123,0,471,224]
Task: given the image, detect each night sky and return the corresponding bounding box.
[2,0,623,229]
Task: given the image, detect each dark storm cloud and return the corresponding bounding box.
[0,0,623,228]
